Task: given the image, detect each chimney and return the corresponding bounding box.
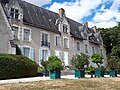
[92,26,97,32]
[84,22,88,28]
[59,8,65,18]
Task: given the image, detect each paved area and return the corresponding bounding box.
[0,74,120,84]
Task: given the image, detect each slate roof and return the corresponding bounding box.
[1,0,100,44]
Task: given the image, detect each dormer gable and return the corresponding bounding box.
[55,8,70,34]
[5,0,23,21]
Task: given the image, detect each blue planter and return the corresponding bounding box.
[95,70,104,77]
[109,71,117,77]
[104,71,109,75]
[50,70,61,79]
[75,70,85,78]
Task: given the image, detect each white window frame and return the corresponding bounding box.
[54,35,61,46]
[10,8,20,19]
[76,42,80,50]
[63,37,69,49]
[92,46,95,54]
[12,24,20,40]
[23,27,32,42]
[85,44,88,53]
[55,50,62,60]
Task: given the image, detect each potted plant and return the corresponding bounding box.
[85,66,96,78]
[41,60,49,76]
[107,55,118,77]
[91,53,104,77]
[47,56,63,79]
[71,53,89,78]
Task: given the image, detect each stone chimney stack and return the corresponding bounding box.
[59,8,65,18]
[92,26,97,32]
[84,22,88,28]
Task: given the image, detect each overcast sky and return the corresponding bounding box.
[24,0,120,28]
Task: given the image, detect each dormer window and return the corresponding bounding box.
[10,8,19,19]
[63,24,68,33]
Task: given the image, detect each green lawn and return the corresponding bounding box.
[0,78,120,90]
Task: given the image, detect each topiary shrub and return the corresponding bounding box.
[0,54,38,79]
[91,53,103,70]
[47,56,63,71]
[71,53,90,70]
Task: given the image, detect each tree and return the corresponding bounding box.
[71,53,89,70]
[97,22,120,56]
[91,53,103,69]
[107,55,120,70]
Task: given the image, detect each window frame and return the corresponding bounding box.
[85,44,88,53]
[76,42,80,50]
[55,36,61,46]
[23,29,30,41]
[10,8,19,19]
[63,37,69,48]
[23,47,30,58]
[12,26,19,39]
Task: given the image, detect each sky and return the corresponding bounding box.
[24,0,120,28]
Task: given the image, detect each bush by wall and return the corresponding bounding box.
[0,54,38,79]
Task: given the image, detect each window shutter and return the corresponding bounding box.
[47,50,51,60]
[39,49,43,63]
[29,47,34,61]
[64,52,69,66]
[54,36,56,45]
[29,30,32,42]
[17,27,20,40]
[22,28,24,41]
[55,51,59,57]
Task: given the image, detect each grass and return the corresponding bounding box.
[0,78,120,90]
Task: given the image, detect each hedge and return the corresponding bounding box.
[0,54,38,79]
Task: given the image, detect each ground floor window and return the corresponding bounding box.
[23,47,30,57]
[42,50,48,60]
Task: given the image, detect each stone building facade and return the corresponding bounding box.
[0,0,107,67]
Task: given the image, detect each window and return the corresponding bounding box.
[85,44,88,53]
[64,38,69,48]
[55,51,62,60]
[92,47,95,54]
[76,42,80,50]
[42,50,48,60]
[100,49,103,56]
[24,29,30,41]
[12,26,18,39]
[10,8,19,19]
[41,33,50,47]
[55,36,61,46]
[63,24,68,33]
[23,47,30,57]
[42,33,48,42]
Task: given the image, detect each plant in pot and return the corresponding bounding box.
[47,56,63,79]
[107,55,119,77]
[41,60,49,76]
[85,66,96,78]
[71,53,89,78]
[91,53,104,77]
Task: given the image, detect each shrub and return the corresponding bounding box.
[71,53,90,70]
[91,53,103,70]
[47,56,63,71]
[41,60,49,70]
[0,54,38,79]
